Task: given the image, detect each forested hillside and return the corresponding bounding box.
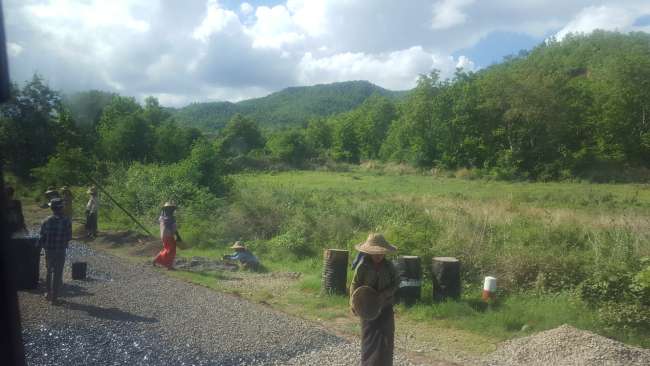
[310,31,650,180]
[172,80,403,131]
[4,31,650,184]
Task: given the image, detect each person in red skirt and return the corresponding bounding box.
[153,201,182,270]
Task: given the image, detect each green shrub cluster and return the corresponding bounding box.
[579,260,650,331]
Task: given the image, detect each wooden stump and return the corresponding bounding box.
[321,249,348,295]
[72,262,87,280]
[431,257,461,301]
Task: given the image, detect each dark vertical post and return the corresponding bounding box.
[321,249,348,295]
[432,257,461,301]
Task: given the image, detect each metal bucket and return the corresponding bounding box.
[321,249,348,295]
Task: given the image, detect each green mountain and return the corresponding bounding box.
[172,80,405,131]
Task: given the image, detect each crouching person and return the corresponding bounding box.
[223,241,260,271]
[39,198,72,305]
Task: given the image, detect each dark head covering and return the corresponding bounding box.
[48,197,64,210]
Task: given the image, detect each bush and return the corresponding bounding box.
[31,145,94,187]
[598,302,650,330]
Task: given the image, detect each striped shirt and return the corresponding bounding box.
[39,214,72,250]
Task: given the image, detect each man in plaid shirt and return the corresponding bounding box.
[39,198,72,304]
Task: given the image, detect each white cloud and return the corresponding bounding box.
[555,5,644,39]
[456,55,475,70]
[5,0,650,107]
[192,0,242,42]
[248,5,305,49]
[239,2,254,16]
[432,0,475,30]
[7,42,23,57]
[298,46,470,90]
[25,0,150,33]
[286,0,329,37]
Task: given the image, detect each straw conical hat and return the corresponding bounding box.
[351,286,381,320]
[231,241,246,250]
[355,233,397,255]
[162,201,177,208]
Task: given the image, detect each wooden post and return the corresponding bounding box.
[432,257,461,301]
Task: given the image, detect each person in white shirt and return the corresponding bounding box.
[85,186,98,238]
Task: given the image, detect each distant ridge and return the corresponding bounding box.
[172,80,406,131]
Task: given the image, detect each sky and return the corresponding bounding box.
[4,0,650,107]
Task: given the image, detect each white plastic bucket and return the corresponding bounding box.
[482,276,497,301]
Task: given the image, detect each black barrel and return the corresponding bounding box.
[432,257,461,301]
[9,233,41,290]
[321,249,348,295]
[72,262,87,280]
[394,255,422,306]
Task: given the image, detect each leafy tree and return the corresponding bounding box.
[218,114,265,157]
[97,96,153,162]
[267,129,310,166]
[153,121,202,163]
[31,145,93,186]
[354,94,397,159]
[0,74,78,178]
[143,96,171,126]
[180,138,230,196]
[331,114,360,163]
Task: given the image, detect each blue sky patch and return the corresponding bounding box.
[633,14,650,27]
[454,31,547,68]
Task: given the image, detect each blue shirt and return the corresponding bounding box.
[39,214,72,251]
[225,251,258,264]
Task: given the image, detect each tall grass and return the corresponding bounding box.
[98,169,650,346]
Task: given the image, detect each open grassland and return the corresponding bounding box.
[75,170,650,354]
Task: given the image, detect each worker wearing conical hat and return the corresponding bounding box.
[153,201,182,270]
[223,241,260,271]
[42,187,60,208]
[350,233,399,366]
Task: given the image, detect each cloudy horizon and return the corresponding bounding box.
[5,0,650,107]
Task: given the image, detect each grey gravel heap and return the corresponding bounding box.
[481,324,650,366]
[18,242,422,365]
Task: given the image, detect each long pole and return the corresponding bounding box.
[84,174,153,237]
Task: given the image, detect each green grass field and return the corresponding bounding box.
[98,169,650,350]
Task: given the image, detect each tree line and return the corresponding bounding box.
[1,30,649,190]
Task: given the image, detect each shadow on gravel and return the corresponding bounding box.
[59,284,94,298]
[61,301,158,324]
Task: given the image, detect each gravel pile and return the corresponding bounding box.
[481,324,650,366]
[18,241,422,365]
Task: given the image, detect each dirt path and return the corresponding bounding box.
[17,235,441,365]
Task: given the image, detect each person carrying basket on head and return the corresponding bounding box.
[153,201,182,270]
